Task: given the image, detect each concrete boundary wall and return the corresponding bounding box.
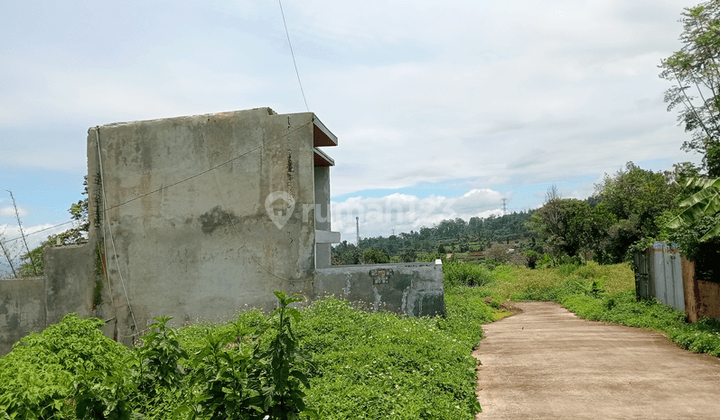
[313,262,445,317]
[0,242,99,355]
[0,277,46,355]
[635,242,720,323]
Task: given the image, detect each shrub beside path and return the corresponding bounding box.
[474,302,720,419]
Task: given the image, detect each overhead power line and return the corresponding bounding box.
[278,0,309,111]
[2,220,76,244]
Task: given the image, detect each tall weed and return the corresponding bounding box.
[443,260,495,288]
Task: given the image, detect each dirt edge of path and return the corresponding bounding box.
[499,301,524,315]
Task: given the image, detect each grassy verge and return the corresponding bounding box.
[479,262,720,357]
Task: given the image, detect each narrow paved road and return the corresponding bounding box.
[473,302,720,420]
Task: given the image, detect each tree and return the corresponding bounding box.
[663,177,720,280]
[17,177,90,275]
[361,248,389,264]
[593,163,680,263]
[400,248,417,262]
[331,240,361,265]
[0,230,18,278]
[527,195,614,261]
[660,1,720,175]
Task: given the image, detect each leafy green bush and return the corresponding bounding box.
[0,313,130,419]
[669,317,720,356]
[443,260,495,288]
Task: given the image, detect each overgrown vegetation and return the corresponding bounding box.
[443,259,494,288]
[0,292,319,419]
[0,286,495,419]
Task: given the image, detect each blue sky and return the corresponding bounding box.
[0,0,706,254]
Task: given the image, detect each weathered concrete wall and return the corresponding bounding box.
[0,277,45,355]
[44,242,97,324]
[86,108,325,344]
[696,279,720,320]
[313,262,445,317]
[682,258,720,323]
[0,243,100,355]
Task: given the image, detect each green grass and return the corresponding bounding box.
[443,260,495,288]
[7,259,717,419]
[476,262,635,301]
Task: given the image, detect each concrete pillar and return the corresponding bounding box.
[314,166,332,268]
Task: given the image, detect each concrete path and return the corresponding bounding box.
[474,302,720,420]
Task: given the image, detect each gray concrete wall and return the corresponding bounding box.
[86,108,323,344]
[44,242,97,324]
[313,262,445,317]
[0,277,45,354]
[314,166,332,268]
[0,243,100,355]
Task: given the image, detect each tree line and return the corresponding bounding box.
[332,211,535,265]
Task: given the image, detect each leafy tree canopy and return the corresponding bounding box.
[660,0,720,175]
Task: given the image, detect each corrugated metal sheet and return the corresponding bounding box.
[633,242,684,311]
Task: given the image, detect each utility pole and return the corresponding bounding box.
[356,216,360,246]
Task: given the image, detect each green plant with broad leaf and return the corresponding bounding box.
[667,177,720,241]
[255,291,316,420]
[72,358,137,420]
[177,324,262,419]
[134,316,189,399]
[176,291,316,420]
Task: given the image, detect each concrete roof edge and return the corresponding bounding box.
[92,107,278,129]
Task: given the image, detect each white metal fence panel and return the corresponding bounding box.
[634,242,684,311]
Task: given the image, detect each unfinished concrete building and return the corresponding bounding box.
[1,108,444,351]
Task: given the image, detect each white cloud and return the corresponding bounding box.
[331,189,506,239]
[0,0,704,227]
[0,206,28,218]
